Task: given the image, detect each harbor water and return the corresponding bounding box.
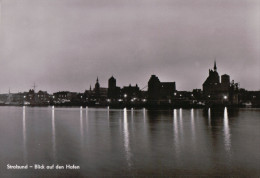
[0,106,259,177]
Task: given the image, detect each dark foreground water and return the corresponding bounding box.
[0,106,259,177]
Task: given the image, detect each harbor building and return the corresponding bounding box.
[148,75,176,104]
[202,61,238,105]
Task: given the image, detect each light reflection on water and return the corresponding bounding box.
[85,107,89,130]
[191,108,195,141]
[123,108,131,168]
[208,108,211,127]
[143,108,146,124]
[179,108,183,135]
[80,108,84,151]
[223,107,231,154]
[22,106,27,163]
[131,108,134,126]
[51,107,56,162]
[0,107,259,177]
[173,109,180,157]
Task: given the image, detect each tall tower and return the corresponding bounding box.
[108,76,116,89]
[214,60,217,72]
[148,75,161,101]
[94,77,100,99]
[108,76,117,99]
[221,74,230,91]
[95,77,100,90]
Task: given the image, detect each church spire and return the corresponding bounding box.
[214,60,217,71]
[95,77,100,90]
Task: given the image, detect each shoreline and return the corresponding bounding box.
[0,103,259,109]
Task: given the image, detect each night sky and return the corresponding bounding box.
[0,0,259,94]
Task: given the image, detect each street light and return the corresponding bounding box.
[224,95,228,99]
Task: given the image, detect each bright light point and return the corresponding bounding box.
[224,96,228,99]
[124,94,127,98]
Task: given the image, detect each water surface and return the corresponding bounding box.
[0,106,259,177]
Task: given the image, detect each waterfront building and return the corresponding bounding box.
[121,84,140,101]
[202,61,238,105]
[94,77,100,99]
[37,90,50,103]
[53,91,77,103]
[92,77,108,103]
[147,74,176,104]
[148,75,161,102]
[161,82,176,100]
[84,85,94,101]
[107,76,121,100]
[0,90,50,105]
[238,89,260,107]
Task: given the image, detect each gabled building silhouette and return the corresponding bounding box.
[92,77,108,103]
[148,75,176,104]
[202,61,238,105]
[121,84,140,100]
[203,61,221,94]
[148,75,161,101]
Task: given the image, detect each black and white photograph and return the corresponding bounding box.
[0,0,259,177]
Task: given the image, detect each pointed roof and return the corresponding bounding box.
[110,75,115,79]
[214,60,217,71]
